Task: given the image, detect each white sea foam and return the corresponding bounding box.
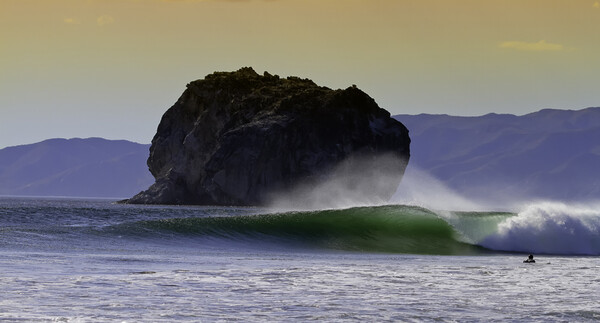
[480,201,600,255]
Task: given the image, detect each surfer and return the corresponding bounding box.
[523,254,535,263]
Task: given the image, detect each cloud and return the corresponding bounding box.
[97,15,115,26]
[499,40,566,52]
[63,18,80,25]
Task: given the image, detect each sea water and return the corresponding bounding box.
[1,197,599,322]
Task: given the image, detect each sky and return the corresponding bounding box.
[1,0,599,148]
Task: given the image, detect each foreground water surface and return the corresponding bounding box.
[1,197,599,321]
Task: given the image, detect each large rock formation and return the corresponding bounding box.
[127,67,410,206]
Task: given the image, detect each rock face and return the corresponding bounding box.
[127,67,410,206]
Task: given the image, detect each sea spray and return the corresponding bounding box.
[434,210,512,245]
[479,201,600,255]
[267,154,407,211]
[391,165,485,211]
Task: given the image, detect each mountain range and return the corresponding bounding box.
[1,108,598,202]
[0,138,152,198]
[394,107,600,205]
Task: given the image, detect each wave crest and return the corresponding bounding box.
[480,202,600,255]
[108,205,483,255]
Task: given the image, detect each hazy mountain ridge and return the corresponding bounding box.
[0,138,153,198]
[1,108,598,202]
[394,107,600,203]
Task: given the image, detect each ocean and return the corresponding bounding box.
[1,197,599,322]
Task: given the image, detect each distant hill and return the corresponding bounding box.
[0,138,153,198]
[394,107,600,204]
[3,108,599,203]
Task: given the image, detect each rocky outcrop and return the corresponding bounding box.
[126,67,410,206]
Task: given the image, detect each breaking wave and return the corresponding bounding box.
[104,205,489,255]
[479,202,600,255]
[104,202,600,255]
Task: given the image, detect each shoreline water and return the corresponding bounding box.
[1,197,599,321]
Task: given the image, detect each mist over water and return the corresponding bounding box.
[391,165,486,212]
[267,154,407,211]
[272,159,600,256]
[394,166,600,255]
[267,154,502,213]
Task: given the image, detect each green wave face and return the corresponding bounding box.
[129,205,494,255]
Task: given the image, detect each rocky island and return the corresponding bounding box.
[126,67,410,206]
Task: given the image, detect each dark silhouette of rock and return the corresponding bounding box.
[127,67,410,206]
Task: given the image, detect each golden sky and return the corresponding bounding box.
[1,0,599,147]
